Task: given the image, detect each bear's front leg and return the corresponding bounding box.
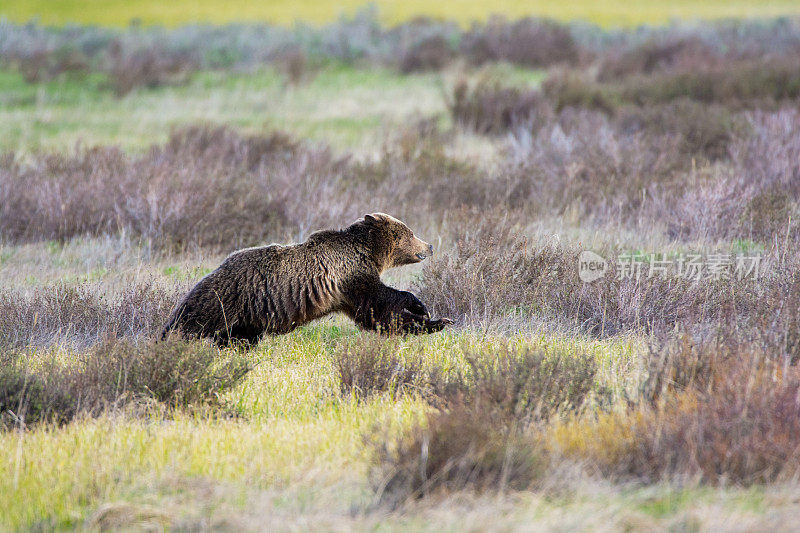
[345,280,451,335]
[393,308,453,334]
[384,290,451,334]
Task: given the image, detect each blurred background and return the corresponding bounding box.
[3,1,800,156]
[7,0,800,27]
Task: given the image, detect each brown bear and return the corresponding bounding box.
[162,213,451,345]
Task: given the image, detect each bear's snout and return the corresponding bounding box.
[414,241,434,261]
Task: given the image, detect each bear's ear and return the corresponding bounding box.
[364,214,378,224]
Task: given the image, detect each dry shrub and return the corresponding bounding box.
[348,137,495,216]
[0,361,74,428]
[505,109,686,220]
[11,47,91,83]
[546,57,800,110]
[617,99,740,161]
[0,336,250,428]
[1,124,498,251]
[597,37,721,82]
[398,35,455,73]
[386,16,460,74]
[0,281,181,349]
[548,327,800,487]
[542,70,617,114]
[750,262,800,364]
[334,336,444,400]
[90,336,250,408]
[374,403,546,506]
[461,17,579,67]
[116,126,316,249]
[0,148,127,243]
[620,339,800,485]
[0,125,345,251]
[664,110,800,241]
[336,335,597,415]
[456,345,597,422]
[495,105,796,244]
[0,122,504,251]
[448,79,550,135]
[269,44,313,86]
[619,58,800,108]
[2,109,775,256]
[503,104,787,239]
[373,343,595,504]
[106,40,199,96]
[417,212,741,336]
[0,108,792,257]
[728,111,800,240]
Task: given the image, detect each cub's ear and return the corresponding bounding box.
[364,214,378,224]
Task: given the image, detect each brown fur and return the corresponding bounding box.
[162,213,450,345]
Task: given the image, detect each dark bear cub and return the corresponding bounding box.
[162,213,451,345]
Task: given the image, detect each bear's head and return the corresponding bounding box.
[363,213,433,269]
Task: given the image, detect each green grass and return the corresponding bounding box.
[0,62,544,155]
[0,320,766,530]
[0,65,439,154]
[4,0,800,27]
[0,323,631,529]
[0,245,641,530]
[0,410,786,529]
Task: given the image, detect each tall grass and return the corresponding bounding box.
[0,336,250,428]
[554,336,800,485]
[0,280,180,348]
[373,343,596,505]
[4,104,798,252]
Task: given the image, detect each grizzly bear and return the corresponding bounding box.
[162,213,451,345]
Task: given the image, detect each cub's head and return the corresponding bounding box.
[362,213,433,269]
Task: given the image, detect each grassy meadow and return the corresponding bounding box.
[0,63,544,156]
[3,11,800,532]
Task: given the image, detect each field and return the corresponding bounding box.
[3,13,800,532]
[5,0,800,27]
